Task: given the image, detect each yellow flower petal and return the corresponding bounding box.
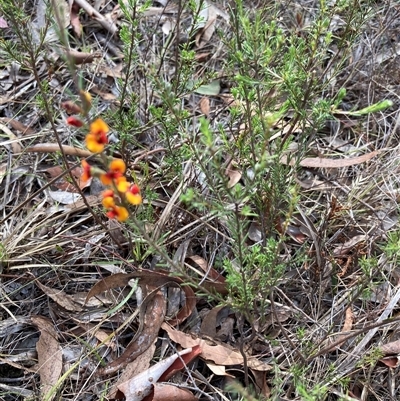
[116,177,130,192]
[86,134,105,153]
[102,196,115,208]
[115,206,129,222]
[126,192,142,205]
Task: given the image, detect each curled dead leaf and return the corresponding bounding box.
[379,356,399,368]
[97,291,166,377]
[200,305,230,338]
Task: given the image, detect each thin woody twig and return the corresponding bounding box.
[73,0,118,35]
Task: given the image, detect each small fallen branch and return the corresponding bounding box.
[25,143,93,157]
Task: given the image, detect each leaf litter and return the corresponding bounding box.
[2,0,400,400]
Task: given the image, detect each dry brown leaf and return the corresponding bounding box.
[0,123,21,153]
[36,281,83,312]
[200,305,230,338]
[219,93,238,107]
[0,162,8,186]
[333,235,366,257]
[31,316,62,400]
[225,165,242,188]
[0,16,8,28]
[251,369,271,398]
[195,52,211,61]
[281,151,379,168]
[206,363,235,377]
[107,219,128,245]
[334,307,354,348]
[199,96,210,116]
[380,338,400,355]
[77,322,115,349]
[284,224,307,244]
[247,222,262,242]
[342,307,354,332]
[69,1,82,37]
[152,383,197,401]
[200,280,228,295]
[159,345,202,381]
[162,322,243,365]
[0,117,35,135]
[0,357,37,374]
[322,306,354,351]
[45,165,89,192]
[90,85,119,100]
[142,6,166,16]
[162,323,270,370]
[65,194,100,211]
[73,0,117,34]
[379,356,399,368]
[48,190,82,205]
[186,255,225,283]
[97,63,125,78]
[216,316,234,342]
[263,307,292,330]
[195,5,217,48]
[61,101,82,115]
[161,19,174,35]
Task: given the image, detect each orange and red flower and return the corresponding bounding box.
[106,205,129,222]
[81,160,92,182]
[125,184,142,205]
[86,118,109,153]
[101,189,116,208]
[100,159,126,186]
